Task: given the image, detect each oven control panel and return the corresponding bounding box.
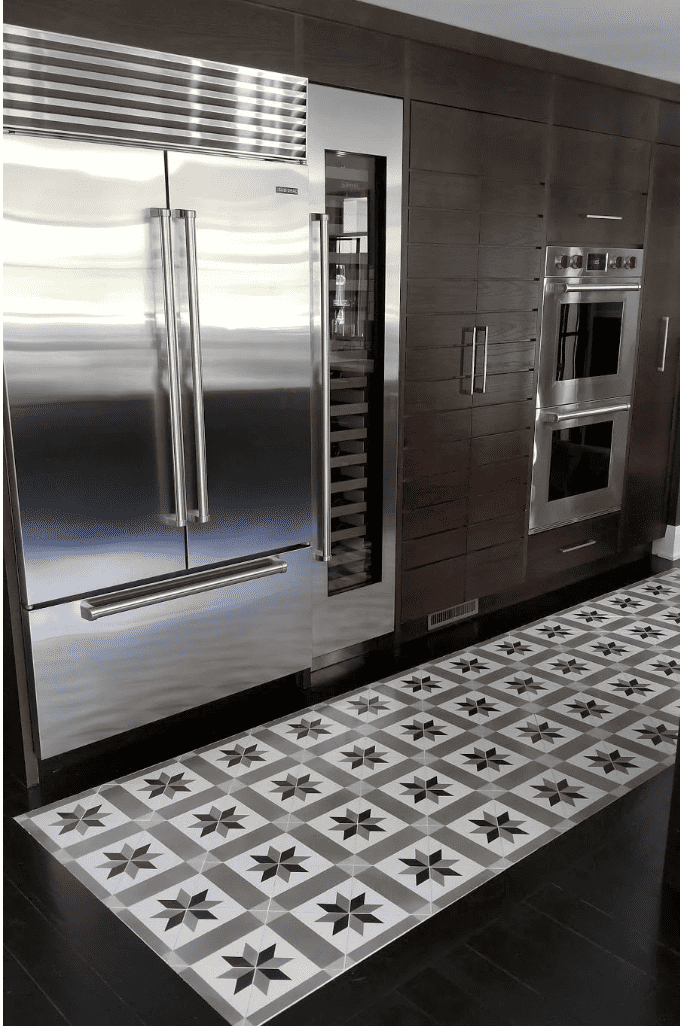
[546,246,643,278]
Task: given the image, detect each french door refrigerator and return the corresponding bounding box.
[3,26,403,766]
[4,133,314,760]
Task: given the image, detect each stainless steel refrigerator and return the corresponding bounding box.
[3,28,403,765]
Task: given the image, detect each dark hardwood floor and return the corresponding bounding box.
[5,554,680,1026]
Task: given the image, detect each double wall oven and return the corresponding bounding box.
[530,246,643,533]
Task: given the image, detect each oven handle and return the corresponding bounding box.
[560,283,641,293]
[542,402,631,424]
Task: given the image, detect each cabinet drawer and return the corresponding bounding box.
[403,498,467,540]
[401,555,466,622]
[403,437,470,479]
[466,538,525,600]
[402,527,467,570]
[527,515,619,578]
[547,185,648,247]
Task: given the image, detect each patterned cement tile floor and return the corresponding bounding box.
[17,566,680,1026]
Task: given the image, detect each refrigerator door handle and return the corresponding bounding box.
[174,209,210,523]
[80,556,288,620]
[313,212,332,563]
[152,207,188,528]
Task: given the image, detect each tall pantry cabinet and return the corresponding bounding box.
[400,101,546,626]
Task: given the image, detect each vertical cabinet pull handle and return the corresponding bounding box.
[175,209,210,523]
[313,213,332,562]
[658,317,669,372]
[469,327,478,395]
[476,326,489,394]
[152,208,187,528]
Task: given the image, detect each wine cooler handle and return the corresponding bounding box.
[175,209,210,523]
[658,317,669,373]
[152,208,187,528]
[469,327,478,396]
[313,213,332,563]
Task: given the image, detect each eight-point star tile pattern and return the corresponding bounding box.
[16,567,679,1026]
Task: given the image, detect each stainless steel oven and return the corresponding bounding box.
[530,246,643,534]
[538,246,643,409]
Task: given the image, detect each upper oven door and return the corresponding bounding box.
[538,280,641,408]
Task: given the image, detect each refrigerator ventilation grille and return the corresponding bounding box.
[3,24,307,161]
[427,599,478,630]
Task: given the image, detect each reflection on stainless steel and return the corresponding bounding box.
[4,24,307,161]
[30,547,312,759]
[4,134,186,604]
[307,85,402,658]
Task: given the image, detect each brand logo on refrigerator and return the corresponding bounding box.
[276,186,298,194]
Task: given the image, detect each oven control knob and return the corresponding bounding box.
[570,255,583,269]
[624,256,636,269]
[555,255,569,268]
[610,256,624,269]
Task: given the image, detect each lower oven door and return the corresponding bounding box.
[530,401,631,533]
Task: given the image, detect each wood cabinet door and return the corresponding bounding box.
[620,143,680,548]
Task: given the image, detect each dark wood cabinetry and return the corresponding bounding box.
[400,101,543,624]
[620,143,680,547]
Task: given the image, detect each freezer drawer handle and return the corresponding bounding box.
[312,212,332,563]
[152,207,188,528]
[175,209,210,523]
[559,539,597,554]
[80,557,288,620]
[542,402,630,424]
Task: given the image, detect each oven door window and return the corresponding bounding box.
[556,301,623,382]
[548,420,613,501]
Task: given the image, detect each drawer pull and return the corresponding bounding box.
[559,539,597,554]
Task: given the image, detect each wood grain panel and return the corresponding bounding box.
[471,370,535,406]
[402,499,467,540]
[484,341,536,373]
[550,126,652,192]
[300,17,405,94]
[470,458,529,495]
[476,280,540,313]
[527,514,619,578]
[478,315,537,344]
[410,171,480,210]
[465,538,525,599]
[403,438,470,479]
[468,484,527,523]
[405,409,471,447]
[471,429,533,466]
[409,207,480,245]
[658,101,680,146]
[405,379,472,414]
[408,244,478,279]
[406,315,472,349]
[478,247,542,279]
[546,186,648,247]
[403,470,469,509]
[479,212,545,247]
[406,346,467,382]
[407,279,477,314]
[471,400,535,436]
[410,102,549,182]
[401,555,466,622]
[552,78,658,140]
[479,179,547,215]
[402,527,467,570]
[467,512,526,552]
[409,42,550,123]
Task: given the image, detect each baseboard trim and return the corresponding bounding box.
[653,524,680,561]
